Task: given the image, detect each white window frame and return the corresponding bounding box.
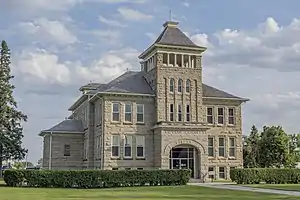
[124,135,133,158]
[170,104,174,121]
[208,137,214,157]
[111,135,120,158]
[207,107,214,124]
[136,135,145,158]
[112,102,120,122]
[229,137,236,157]
[178,79,183,93]
[228,108,235,125]
[136,104,144,123]
[170,78,175,92]
[218,137,225,157]
[186,104,190,122]
[219,167,226,179]
[178,104,182,121]
[217,107,224,125]
[186,79,191,93]
[124,103,132,122]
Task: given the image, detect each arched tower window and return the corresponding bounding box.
[170,78,175,92]
[178,79,183,93]
[186,79,191,93]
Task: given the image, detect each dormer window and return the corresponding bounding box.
[178,79,183,93]
[170,78,175,92]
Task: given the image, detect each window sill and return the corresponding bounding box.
[123,122,133,125]
[207,123,214,126]
[227,124,235,127]
[111,157,121,160]
[111,121,121,124]
[136,122,145,125]
[217,156,226,159]
[208,156,215,159]
[217,124,224,127]
[123,157,133,160]
[228,157,236,160]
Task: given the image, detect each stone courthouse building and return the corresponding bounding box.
[40,21,249,181]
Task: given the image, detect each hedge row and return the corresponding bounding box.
[3,169,191,188]
[230,168,300,184]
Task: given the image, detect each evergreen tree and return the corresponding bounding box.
[0,40,27,176]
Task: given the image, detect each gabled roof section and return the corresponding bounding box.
[154,21,200,48]
[202,84,248,101]
[40,119,84,136]
[96,71,154,95]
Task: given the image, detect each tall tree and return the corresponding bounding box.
[243,125,260,168]
[0,40,27,176]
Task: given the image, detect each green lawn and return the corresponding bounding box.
[0,185,299,200]
[246,184,300,192]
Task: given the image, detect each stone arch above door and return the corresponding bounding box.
[163,139,205,156]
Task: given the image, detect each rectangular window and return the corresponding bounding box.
[124,103,132,122]
[207,107,213,124]
[124,135,132,158]
[111,135,120,157]
[229,137,236,157]
[208,167,215,179]
[208,137,214,157]
[112,103,120,122]
[219,137,225,157]
[136,135,145,158]
[64,144,70,156]
[228,108,235,125]
[136,104,144,123]
[170,104,174,121]
[178,104,182,121]
[186,105,190,122]
[219,167,225,179]
[217,107,224,124]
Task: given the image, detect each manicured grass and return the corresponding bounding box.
[247,184,300,192]
[0,185,298,200]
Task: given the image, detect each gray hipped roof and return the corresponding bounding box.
[81,71,245,100]
[154,21,200,48]
[41,119,84,134]
[96,71,154,95]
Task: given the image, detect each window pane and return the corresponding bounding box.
[170,104,174,112]
[207,116,213,124]
[218,116,224,124]
[207,107,213,115]
[113,113,119,121]
[125,147,132,157]
[208,138,214,146]
[230,138,235,147]
[137,104,144,113]
[137,147,144,157]
[229,148,235,157]
[229,108,234,116]
[218,108,224,115]
[125,135,132,145]
[178,79,182,92]
[125,104,132,112]
[64,144,70,156]
[125,113,132,121]
[219,148,225,157]
[229,117,234,125]
[136,136,145,146]
[208,147,214,157]
[112,135,119,146]
[137,113,144,122]
[113,103,119,112]
[219,138,224,146]
[112,146,119,157]
[186,80,191,93]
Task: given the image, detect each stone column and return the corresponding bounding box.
[174,54,177,67]
[167,53,170,66]
[188,55,191,68]
[182,54,184,68]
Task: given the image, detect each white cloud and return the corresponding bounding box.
[98,15,127,27]
[183,2,190,7]
[89,29,121,45]
[90,0,147,3]
[117,7,153,21]
[14,49,71,84]
[18,18,78,45]
[75,47,140,82]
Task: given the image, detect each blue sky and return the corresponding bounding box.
[1,0,300,163]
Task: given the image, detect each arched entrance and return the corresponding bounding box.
[169,145,199,178]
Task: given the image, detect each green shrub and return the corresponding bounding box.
[230,168,300,184]
[3,169,191,188]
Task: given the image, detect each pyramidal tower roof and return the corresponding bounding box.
[139,21,205,59]
[154,21,200,47]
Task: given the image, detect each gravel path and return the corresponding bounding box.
[188,183,300,196]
